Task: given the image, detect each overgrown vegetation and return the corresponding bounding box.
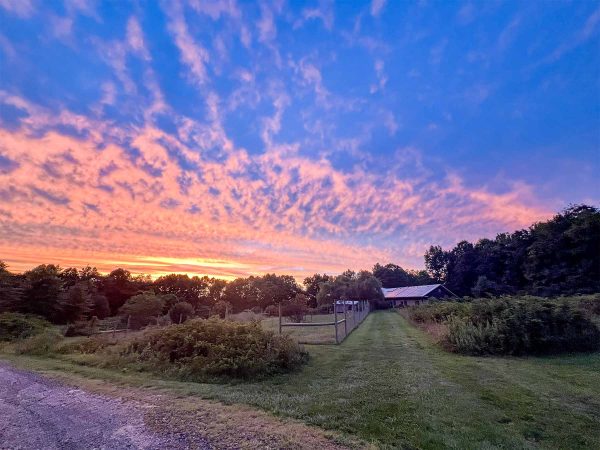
[119,319,308,381]
[9,318,308,382]
[0,312,52,342]
[407,296,600,355]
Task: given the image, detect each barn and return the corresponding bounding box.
[382,284,456,307]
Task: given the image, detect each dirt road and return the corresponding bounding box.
[0,361,354,450]
[0,361,210,449]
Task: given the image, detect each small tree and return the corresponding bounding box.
[168,302,194,324]
[60,282,92,323]
[211,300,231,319]
[282,293,309,322]
[118,292,165,330]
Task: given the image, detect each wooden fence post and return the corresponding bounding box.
[126,315,131,334]
[343,303,347,337]
[278,303,282,335]
[334,302,339,344]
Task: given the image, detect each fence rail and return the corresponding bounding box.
[278,301,370,344]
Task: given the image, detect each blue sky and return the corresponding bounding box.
[0,0,598,278]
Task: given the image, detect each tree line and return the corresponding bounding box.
[424,204,600,297]
[0,204,597,326]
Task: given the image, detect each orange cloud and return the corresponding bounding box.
[0,96,553,279]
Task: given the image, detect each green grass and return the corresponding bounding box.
[261,313,339,344]
[3,311,600,449]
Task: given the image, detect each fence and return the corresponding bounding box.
[278,300,370,344]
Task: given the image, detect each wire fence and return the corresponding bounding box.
[278,300,370,344]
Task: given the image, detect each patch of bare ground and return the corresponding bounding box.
[5,363,363,450]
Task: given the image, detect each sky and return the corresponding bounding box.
[0,0,598,280]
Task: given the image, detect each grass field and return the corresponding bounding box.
[3,311,599,449]
[261,313,339,344]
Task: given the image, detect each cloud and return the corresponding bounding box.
[370,0,386,18]
[369,59,388,93]
[126,16,150,60]
[294,0,334,31]
[0,0,34,18]
[544,6,600,63]
[0,95,552,278]
[163,0,210,86]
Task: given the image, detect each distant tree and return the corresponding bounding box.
[317,270,384,308]
[22,265,63,322]
[60,282,92,323]
[372,263,410,288]
[153,274,209,310]
[424,246,449,282]
[205,277,227,305]
[423,204,600,297]
[59,267,80,287]
[102,268,140,315]
[524,204,600,295]
[89,290,110,319]
[168,301,195,324]
[0,261,23,313]
[303,273,333,307]
[282,293,310,322]
[118,292,164,329]
[471,276,502,298]
[252,274,300,309]
[211,300,231,318]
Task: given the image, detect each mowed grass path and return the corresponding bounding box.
[5,311,600,449]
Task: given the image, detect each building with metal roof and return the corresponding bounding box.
[382,284,456,307]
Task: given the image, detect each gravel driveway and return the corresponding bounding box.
[0,361,356,450]
[0,362,210,450]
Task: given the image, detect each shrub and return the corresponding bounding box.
[444,299,600,355]
[118,292,165,330]
[211,300,231,319]
[14,329,63,355]
[0,313,52,341]
[118,318,308,381]
[264,304,278,316]
[64,317,99,337]
[168,302,194,324]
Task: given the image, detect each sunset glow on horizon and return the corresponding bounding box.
[1,1,598,280]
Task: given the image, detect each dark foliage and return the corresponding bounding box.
[0,312,52,341]
[424,205,600,296]
[168,301,195,324]
[372,263,435,288]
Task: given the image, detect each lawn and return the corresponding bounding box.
[260,313,343,344]
[3,311,600,449]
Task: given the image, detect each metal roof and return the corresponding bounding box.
[381,284,442,299]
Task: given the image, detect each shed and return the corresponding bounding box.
[382,284,456,307]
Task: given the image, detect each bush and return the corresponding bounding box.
[264,305,278,316]
[0,313,52,341]
[118,292,164,330]
[211,300,231,319]
[14,329,63,355]
[168,302,194,324]
[445,299,600,355]
[64,317,99,337]
[118,318,308,381]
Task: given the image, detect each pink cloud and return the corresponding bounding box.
[0,95,553,279]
